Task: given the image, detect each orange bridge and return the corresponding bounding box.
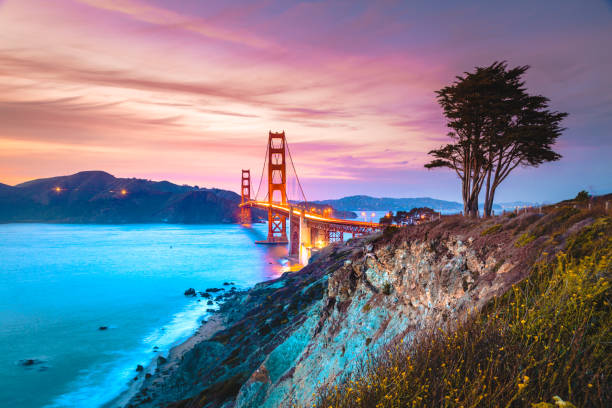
[239,131,383,265]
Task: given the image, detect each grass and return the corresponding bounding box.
[314,217,611,408]
[515,232,536,247]
[481,223,502,236]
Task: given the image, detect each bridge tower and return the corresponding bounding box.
[267,131,288,243]
[240,169,251,224]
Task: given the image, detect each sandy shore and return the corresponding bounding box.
[103,315,226,408]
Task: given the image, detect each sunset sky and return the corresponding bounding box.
[1,0,611,202]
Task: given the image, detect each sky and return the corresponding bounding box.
[0,0,611,203]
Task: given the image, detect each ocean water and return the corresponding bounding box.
[0,223,284,408]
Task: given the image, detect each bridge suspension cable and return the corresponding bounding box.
[252,132,306,205]
[253,140,269,201]
[285,139,308,204]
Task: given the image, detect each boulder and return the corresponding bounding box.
[136,364,144,372]
[184,288,196,296]
[205,287,224,293]
[207,300,214,305]
[98,326,108,331]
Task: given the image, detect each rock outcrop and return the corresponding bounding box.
[123,203,604,408]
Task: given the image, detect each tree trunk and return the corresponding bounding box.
[470,196,479,218]
[484,185,497,217]
[484,165,492,217]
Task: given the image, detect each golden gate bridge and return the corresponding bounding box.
[239,131,383,265]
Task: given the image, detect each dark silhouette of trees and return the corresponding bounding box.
[575,190,590,201]
[379,208,437,225]
[425,61,567,217]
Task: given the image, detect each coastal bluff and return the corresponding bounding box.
[119,198,612,408]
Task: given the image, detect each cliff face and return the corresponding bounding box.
[124,207,573,408]
[234,232,524,407]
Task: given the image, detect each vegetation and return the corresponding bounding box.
[315,217,611,408]
[425,62,567,217]
[515,232,536,247]
[481,223,502,236]
[575,190,591,202]
[379,208,438,225]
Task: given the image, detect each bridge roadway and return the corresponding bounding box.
[240,200,383,265]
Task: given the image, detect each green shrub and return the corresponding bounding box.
[382,226,399,240]
[516,232,536,247]
[481,223,502,236]
[575,190,590,201]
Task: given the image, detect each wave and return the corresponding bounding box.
[45,299,216,408]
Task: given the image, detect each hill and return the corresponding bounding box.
[314,195,536,213]
[0,171,240,224]
[313,195,464,212]
[121,194,611,408]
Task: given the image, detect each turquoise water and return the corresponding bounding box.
[0,223,283,408]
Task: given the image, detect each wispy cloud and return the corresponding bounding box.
[0,0,610,202]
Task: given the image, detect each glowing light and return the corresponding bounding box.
[54,186,61,192]
[247,201,382,227]
[121,189,127,195]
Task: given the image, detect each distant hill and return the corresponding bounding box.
[289,201,358,219]
[313,195,463,213]
[314,195,536,214]
[0,171,242,224]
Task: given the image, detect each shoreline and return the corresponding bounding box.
[104,315,227,408]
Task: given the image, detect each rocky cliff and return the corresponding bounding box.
[122,197,610,408]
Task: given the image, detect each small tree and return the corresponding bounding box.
[379,212,394,225]
[575,190,590,201]
[426,61,567,217]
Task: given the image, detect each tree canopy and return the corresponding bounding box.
[426,61,567,217]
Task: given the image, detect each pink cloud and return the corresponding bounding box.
[0,0,610,202]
